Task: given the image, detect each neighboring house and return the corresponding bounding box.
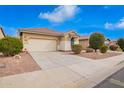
[0,27,5,39]
[19,28,89,52]
[109,40,117,46]
[79,36,89,48]
[105,39,117,46]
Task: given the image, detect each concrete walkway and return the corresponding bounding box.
[0,52,124,88]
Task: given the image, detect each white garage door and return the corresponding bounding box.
[26,39,57,52]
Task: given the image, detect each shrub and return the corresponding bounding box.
[100,45,108,53]
[71,44,82,54]
[86,48,94,53]
[117,38,124,51]
[0,36,23,56]
[87,45,92,48]
[109,45,118,51]
[89,32,105,52]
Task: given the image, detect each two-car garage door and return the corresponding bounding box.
[26,39,57,52]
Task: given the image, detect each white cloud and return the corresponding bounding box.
[116,17,124,28]
[39,5,80,23]
[105,17,124,30]
[105,23,114,29]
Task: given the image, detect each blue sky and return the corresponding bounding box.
[0,5,124,40]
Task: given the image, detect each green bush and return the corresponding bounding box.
[100,45,108,53]
[0,36,23,56]
[89,32,105,52]
[109,45,118,51]
[117,38,124,51]
[71,44,82,54]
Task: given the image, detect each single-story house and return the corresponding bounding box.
[19,28,89,52]
[0,27,5,39]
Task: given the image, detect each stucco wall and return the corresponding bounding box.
[59,40,65,50]
[60,32,80,51]
[59,40,71,51]
[79,39,89,48]
[59,35,72,51]
[0,29,4,39]
[64,41,72,51]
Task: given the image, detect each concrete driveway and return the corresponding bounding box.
[0,52,124,88]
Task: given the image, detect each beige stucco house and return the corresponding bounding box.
[0,28,5,39]
[19,28,89,52]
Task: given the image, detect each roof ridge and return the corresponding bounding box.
[19,28,49,30]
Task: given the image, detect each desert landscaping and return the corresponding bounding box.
[0,52,41,77]
[63,51,122,60]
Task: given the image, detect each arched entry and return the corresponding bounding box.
[71,37,75,45]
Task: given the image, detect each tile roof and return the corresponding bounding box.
[79,36,89,40]
[19,28,64,36]
[19,28,90,40]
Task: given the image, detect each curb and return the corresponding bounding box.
[92,60,124,88]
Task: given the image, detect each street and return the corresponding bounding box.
[95,67,124,88]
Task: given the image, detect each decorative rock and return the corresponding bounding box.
[22,48,28,54]
[0,63,6,68]
[13,54,22,63]
[14,55,21,59]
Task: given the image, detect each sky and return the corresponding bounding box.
[0,5,124,40]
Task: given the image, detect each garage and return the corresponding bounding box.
[26,39,57,52]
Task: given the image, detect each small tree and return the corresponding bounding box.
[89,32,105,52]
[0,36,23,56]
[117,38,124,51]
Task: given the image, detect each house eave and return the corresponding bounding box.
[0,27,5,37]
[19,30,64,37]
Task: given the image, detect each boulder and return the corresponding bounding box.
[0,63,6,68]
